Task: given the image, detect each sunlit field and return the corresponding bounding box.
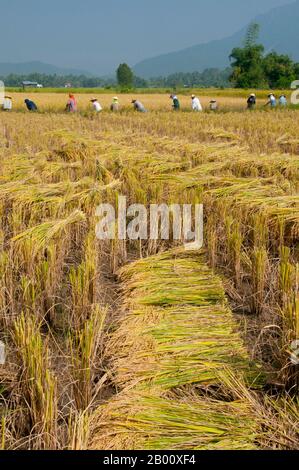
[5,91,245,112]
[6,89,296,112]
[0,96,298,449]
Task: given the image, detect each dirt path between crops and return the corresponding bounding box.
[95,243,131,403]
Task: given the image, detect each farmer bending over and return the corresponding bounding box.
[170,94,180,110]
[132,99,147,112]
[25,99,38,111]
[66,94,77,112]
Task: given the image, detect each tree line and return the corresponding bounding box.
[0,68,231,89]
[0,73,113,88]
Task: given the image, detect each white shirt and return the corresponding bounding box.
[269,95,276,107]
[3,98,12,110]
[93,101,102,112]
[192,97,202,111]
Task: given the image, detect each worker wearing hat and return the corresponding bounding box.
[265,93,277,108]
[110,96,119,112]
[132,99,147,112]
[90,98,102,113]
[191,94,203,112]
[209,99,218,111]
[2,95,12,111]
[247,93,256,110]
[170,94,180,110]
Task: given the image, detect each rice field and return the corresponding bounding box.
[0,94,298,450]
[5,90,297,113]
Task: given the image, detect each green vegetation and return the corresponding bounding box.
[147,68,231,88]
[116,63,134,89]
[0,73,113,88]
[230,23,299,88]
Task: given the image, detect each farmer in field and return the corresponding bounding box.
[191,95,203,111]
[170,94,180,110]
[247,93,256,110]
[279,94,287,106]
[110,96,119,112]
[209,99,218,111]
[265,93,276,108]
[66,94,77,112]
[2,96,12,111]
[132,99,147,112]
[24,99,38,111]
[90,98,102,113]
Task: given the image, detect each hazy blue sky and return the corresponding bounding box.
[0,0,293,74]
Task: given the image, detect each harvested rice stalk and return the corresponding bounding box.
[91,249,261,450]
[12,210,86,254]
[12,313,57,449]
[90,389,258,450]
[69,305,107,410]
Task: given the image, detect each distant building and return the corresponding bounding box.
[22,81,43,89]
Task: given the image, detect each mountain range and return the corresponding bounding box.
[134,1,299,78]
[1,2,299,79]
[0,61,91,77]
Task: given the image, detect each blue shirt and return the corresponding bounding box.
[279,96,287,106]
